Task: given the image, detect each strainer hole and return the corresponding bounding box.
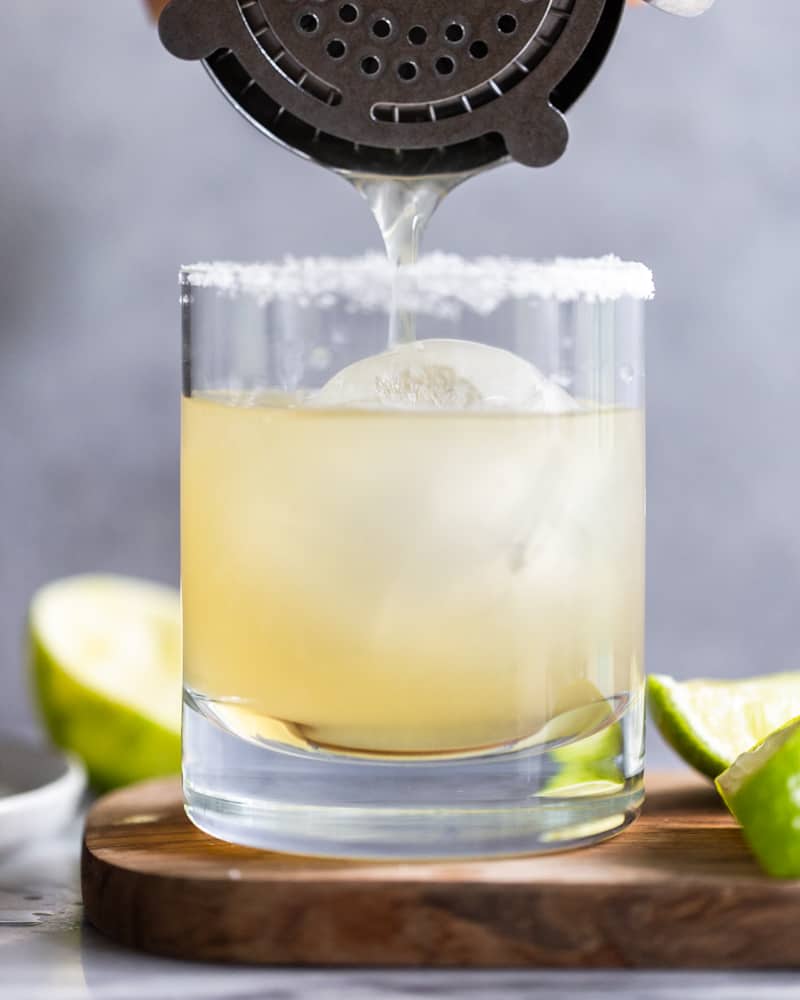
[408,25,427,45]
[497,14,517,34]
[298,12,319,33]
[469,39,489,59]
[361,55,381,75]
[445,23,465,43]
[338,3,358,24]
[397,61,418,81]
[435,56,455,76]
[372,18,392,38]
[327,38,347,58]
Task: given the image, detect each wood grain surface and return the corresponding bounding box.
[81,772,800,968]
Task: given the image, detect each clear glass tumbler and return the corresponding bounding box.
[180,254,651,858]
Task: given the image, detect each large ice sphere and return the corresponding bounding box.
[310,338,578,412]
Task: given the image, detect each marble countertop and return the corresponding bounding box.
[1,819,799,1000]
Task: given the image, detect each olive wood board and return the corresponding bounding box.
[81,771,800,968]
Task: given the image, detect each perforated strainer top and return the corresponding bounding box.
[160,0,625,175]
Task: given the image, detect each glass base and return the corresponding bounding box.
[182,691,645,860]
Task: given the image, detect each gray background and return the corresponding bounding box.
[1,2,797,767]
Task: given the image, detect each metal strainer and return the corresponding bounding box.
[158,0,703,175]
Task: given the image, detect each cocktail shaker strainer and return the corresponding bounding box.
[159,0,712,176]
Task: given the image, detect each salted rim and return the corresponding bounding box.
[181,253,654,314]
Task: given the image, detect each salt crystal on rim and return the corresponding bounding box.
[181,253,654,316]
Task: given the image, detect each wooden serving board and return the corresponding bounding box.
[82,772,800,968]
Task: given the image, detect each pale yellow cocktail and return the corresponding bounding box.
[182,389,643,756]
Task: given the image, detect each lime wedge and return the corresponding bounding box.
[648,672,800,779]
[543,691,625,797]
[716,717,800,877]
[29,575,181,790]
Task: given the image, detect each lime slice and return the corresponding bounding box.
[716,717,800,877]
[544,714,624,794]
[539,764,625,799]
[551,717,622,765]
[30,575,181,790]
[648,672,800,779]
[542,690,625,797]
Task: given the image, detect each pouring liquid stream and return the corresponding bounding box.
[344,172,472,346]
